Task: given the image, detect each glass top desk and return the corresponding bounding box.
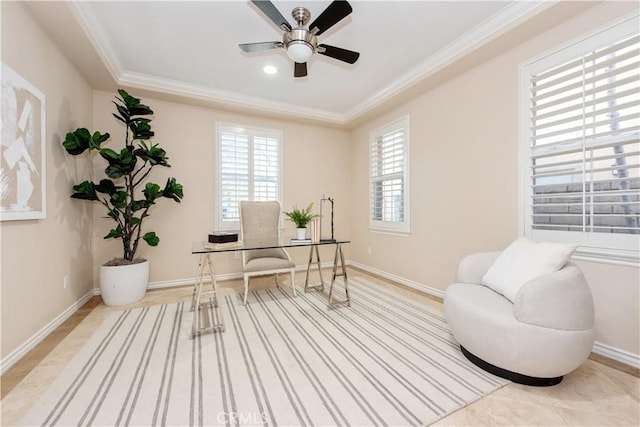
[190,239,351,338]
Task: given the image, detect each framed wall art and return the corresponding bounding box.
[1,62,46,220]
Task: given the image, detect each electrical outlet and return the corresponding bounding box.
[234,251,240,260]
[367,246,372,255]
[63,276,70,289]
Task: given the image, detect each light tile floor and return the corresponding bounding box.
[2,268,639,426]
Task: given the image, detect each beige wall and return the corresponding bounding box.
[90,91,352,288]
[350,1,639,356]
[1,2,95,361]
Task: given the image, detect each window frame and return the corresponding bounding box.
[369,115,411,235]
[518,12,640,266]
[214,121,283,232]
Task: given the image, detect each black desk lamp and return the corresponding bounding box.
[320,195,335,242]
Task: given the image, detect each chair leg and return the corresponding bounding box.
[290,270,296,297]
[243,275,250,305]
[275,273,280,288]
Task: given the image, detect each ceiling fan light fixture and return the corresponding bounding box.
[286,41,313,63]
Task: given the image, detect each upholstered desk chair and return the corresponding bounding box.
[239,200,296,305]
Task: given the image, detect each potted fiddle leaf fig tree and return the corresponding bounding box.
[62,89,184,306]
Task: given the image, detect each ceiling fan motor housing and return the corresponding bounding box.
[283,28,317,52]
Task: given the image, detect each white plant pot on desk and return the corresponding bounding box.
[296,228,307,240]
[99,260,149,306]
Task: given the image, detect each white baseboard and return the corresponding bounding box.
[593,341,640,369]
[0,289,97,375]
[348,260,445,299]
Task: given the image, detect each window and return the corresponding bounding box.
[369,116,410,234]
[520,14,639,263]
[215,123,282,230]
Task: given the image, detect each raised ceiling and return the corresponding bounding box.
[25,1,599,127]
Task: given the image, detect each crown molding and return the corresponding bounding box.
[69,0,552,126]
[118,71,345,125]
[68,1,124,82]
[343,0,552,122]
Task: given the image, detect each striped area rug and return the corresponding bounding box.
[20,278,506,426]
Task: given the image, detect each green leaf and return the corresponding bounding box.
[162,177,184,202]
[70,181,98,201]
[129,120,154,140]
[129,105,153,116]
[113,102,130,123]
[131,199,152,211]
[99,148,119,160]
[62,128,97,155]
[143,231,159,246]
[76,127,91,140]
[62,131,84,155]
[94,179,119,195]
[104,226,123,239]
[134,142,169,166]
[110,191,128,209]
[118,89,140,109]
[89,131,110,150]
[101,147,137,178]
[107,209,120,221]
[112,113,126,124]
[105,165,124,179]
[143,182,161,200]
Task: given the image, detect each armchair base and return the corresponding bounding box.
[460,346,563,387]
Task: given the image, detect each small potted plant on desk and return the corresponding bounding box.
[62,89,184,306]
[284,203,319,240]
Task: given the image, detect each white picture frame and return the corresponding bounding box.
[1,62,46,220]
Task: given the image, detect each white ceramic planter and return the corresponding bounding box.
[296,227,307,240]
[99,260,149,306]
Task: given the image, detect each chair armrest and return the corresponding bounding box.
[514,263,594,331]
[456,252,501,284]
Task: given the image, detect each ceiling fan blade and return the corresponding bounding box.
[239,41,282,52]
[294,62,308,78]
[309,1,353,36]
[318,44,360,64]
[251,0,292,31]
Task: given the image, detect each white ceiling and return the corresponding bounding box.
[25,1,599,127]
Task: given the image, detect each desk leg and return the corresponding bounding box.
[304,245,325,292]
[191,254,225,339]
[327,243,350,309]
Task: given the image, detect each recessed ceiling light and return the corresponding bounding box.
[263,65,278,75]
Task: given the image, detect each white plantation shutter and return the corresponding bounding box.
[216,124,282,230]
[219,128,249,224]
[370,116,410,233]
[522,15,640,258]
[252,135,280,201]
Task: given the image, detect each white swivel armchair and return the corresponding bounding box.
[239,201,296,305]
[444,243,595,386]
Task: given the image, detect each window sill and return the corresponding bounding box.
[572,246,639,268]
[369,228,411,237]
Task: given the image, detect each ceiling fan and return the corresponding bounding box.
[239,0,360,77]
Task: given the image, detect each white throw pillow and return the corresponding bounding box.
[481,238,577,302]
